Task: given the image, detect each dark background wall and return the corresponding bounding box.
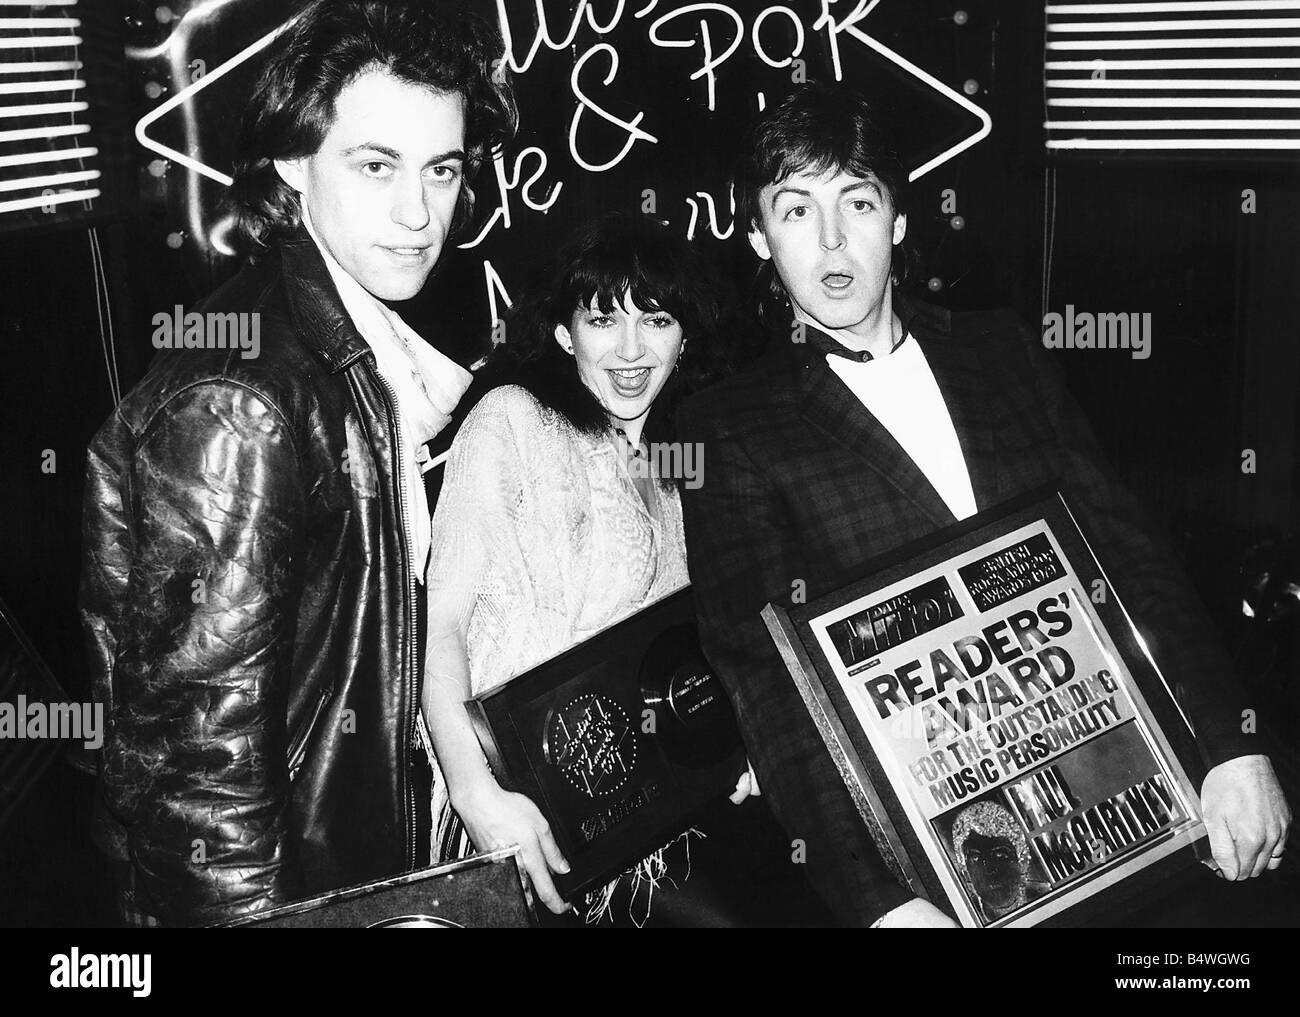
[1,0,1297,925]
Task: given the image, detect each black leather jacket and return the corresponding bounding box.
[80,233,430,925]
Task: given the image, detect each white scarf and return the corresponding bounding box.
[303,212,472,583]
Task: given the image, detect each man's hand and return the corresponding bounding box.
[729,758,762,804]
[872,897,959,928]
[1201,754,1291,879]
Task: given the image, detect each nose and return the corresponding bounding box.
[391,172,431,232]
[614,319,645,362]
[819,209,845,252]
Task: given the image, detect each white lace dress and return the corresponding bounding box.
[424,384,689,861]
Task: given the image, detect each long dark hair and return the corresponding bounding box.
[733,81,913,331]
[488,212,725,460]
[225,0,516,251]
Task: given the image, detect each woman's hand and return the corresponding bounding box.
[453,778,573,914]
[729,758,761,804]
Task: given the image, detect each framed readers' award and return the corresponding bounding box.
[762,490,1209,928]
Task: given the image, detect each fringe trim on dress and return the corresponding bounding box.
[580,827,705,927]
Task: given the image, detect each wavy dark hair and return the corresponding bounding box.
[225,0,516,251]
[487,212,725,480]
[733,81,913,330]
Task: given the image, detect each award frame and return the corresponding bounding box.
[763,489,1209,928]
[216,848,535,928]
[467,586,746,901]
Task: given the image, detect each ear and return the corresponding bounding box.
[892,213,908,246]
[553,322,574,355]
[274,157,308,196]
[748,225,772,262]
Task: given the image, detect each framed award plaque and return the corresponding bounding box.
[763,490,1210,928]
[218,848,534,928]
[466,586,746,900]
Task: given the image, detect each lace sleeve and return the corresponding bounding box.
[424,386,529,639]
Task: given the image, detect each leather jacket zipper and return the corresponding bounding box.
[369,362,420,872]
[287,684,335,782]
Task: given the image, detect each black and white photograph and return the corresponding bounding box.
[1,0,1297,989]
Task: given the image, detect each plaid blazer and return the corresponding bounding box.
[677,294,1255,927]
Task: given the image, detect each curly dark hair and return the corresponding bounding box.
[486,212,726,478]
[225,0,516,251]
[733,81,913,330]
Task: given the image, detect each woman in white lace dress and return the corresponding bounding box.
[421,213,757,924]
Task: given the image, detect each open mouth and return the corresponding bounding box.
[822,272,854,290]
[383,246,431,260]
[608,367,652,396]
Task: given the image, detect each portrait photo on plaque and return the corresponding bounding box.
[763,489,1210,928]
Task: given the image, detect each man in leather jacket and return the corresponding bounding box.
[78,0,515,926]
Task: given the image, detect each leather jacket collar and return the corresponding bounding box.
[278,228,373,374]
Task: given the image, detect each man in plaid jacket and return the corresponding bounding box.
[678,83,1290,927]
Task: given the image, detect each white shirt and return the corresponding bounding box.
[825,334,977,521]
[303,213,473,582]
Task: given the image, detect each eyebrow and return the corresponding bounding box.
[769,185,810,209]
[769,178,885,209]
[340,143,466,167]
[843,179,884,200]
